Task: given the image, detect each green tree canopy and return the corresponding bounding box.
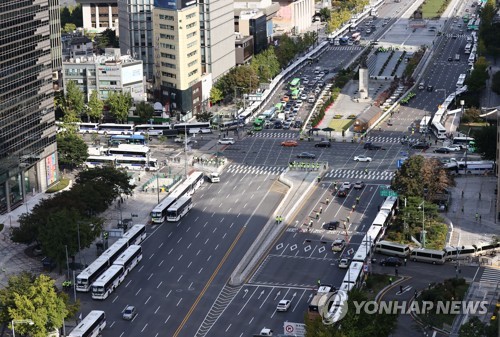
[0,273,69,337]
[87,90,104,122]
[57,132,89,168]
[465,57,489,92]
[75,166,135,198]
[136,101,154,123]
[71,5,83,27]
[210,86,223,104]
[250,47,281,82]
[473,125,496,160]
[62,23,77,34]
[107,91,132,122]
[60,7,71,27]
[61,80,85,123]
[458,316,498,337]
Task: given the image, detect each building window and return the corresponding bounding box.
[187,31,197,38]
[159,14,174,20]
[159,24,174,30]
[160,34,175,40]
[186,22,196,29]
[160,43,175,50]
[187,50,197,58]
[188,60,197,67]
[162,72,177,79]
[187,41,196,48]
[188,69,198,77]
[160,53,176,59]
[161,62,176,69]
[186,13,196,19]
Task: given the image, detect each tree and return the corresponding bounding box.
[95,28,119,51]
[62,23,76,34]
[465,57,489,92]
[0,273,68,337]
[195,110,213,122]
[87,90,104,122]
[250,47,281,82]
[60,7,71,27]
[61,80,85,123]
[136,101,154,123]
[473,125,496,160]
[319,8,331,22]
[75,166,135,199]
[107,91,132,122]
[458,316,492,337]
[210,86,223,104]
[71,4,83,27]
[56,132,89,168]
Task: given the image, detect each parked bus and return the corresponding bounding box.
[419,116,432,133]
[452,136,474,149]
[77,122,99,134]
[447,160,495,175]
[115,157,158,171]
[134,124,172,136]
[76,255,112,292]
[122,224,146,245]
[253,117,264,131]
[410,248,445,264]
[84,155,116,169]
[101,238,130,264]
[68,310,106,337]
[468,54,476,66]
[431,122,447,140]
[456,74,466,88]
[444,245,477,261]
[166,195,193,222]
[375,240,411,257]
[110,134,146,146]
[464,43,472,54]
[108,144,150,158]
[289,78,301,91]
[219,120,241,131]
[172,122,211,133]
[98,123,134,135]
[91,265,125,300]
[113,245,143,276]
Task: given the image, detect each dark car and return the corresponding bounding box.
[315,141,331,148]
[274,121,283,129]
[337,188,348,197]
[434,147,450,154]
[323,221,340,230]
[297,152,316,159]
[380,257,402,267]
[363,142,382,150]
[412,142,430,150]
[294,121,303,128]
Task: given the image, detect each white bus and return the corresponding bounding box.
[183,171,204,195]
[122,224,146,246]
[115,156,158,171]
[410,248,445,264]
[464,43,472,54]
[456,74,466,88]
[468,54,476,66]
[101,238,130,264]
[84,155,116,169]
[134,124,172,136]
[113,245,142,276]
[77,122,99,134]
[419,116,432,133]
[447,160,495,175]
[375,240,411,257]
[68,310,106,337]
[166,195,193,222]
[108,144,150,158]
[452,136,474,149]
[91,265,125,300]
[172,122,211,133]
[431,122,447,140]
[444,245,477,261]
[76,255,111,292]
[97,123,134,135]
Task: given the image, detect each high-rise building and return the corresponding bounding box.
[153,0,202,120]
[199,0,235,81]
[118,0,155,82]
[49,0,63,89]
[0,0,59,214]
[77,0,119,34]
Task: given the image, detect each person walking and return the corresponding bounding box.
[319,206,323,214]
[316,212,320,220]
[395,268,398,277]
[326,198,330,205]
[475,213,479,222]
[356,196,360,204]
[399,285,403,294]
[389,277,393,285]
[404,258,407,266]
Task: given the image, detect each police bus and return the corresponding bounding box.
[68,310,106,337]
[91,265,125,300]
[113,245,143,276]
[166,196,193,222]
[97,123,134,135]
[122,224,146,245]
[76,255,112,292]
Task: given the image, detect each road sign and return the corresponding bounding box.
[380,187,398,197]
[284,322,306,336]
[397,159,404,168]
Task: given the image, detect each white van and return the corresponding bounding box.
[375,240,411,257]
[208,172,220,183]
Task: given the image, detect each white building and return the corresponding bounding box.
[273,0,314,35]
[77,0,119,34]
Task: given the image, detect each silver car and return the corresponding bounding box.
[122,305,137,320]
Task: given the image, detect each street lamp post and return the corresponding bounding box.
[12,319,34,337]
[418,201,426,248]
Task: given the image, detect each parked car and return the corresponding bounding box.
[412,142,430,150]
[323,221,340,230]
[218,138,235,145]
[341,182,352,189]
[276,299,291,312]
[434,147,450,154]
[281,140,298,147]
[122,305,137,320]
[354,155,372,162]
[338,258,351,269]
[380,257,402,267]
[315,140,331,148]
[353,181,365,189]
[297,152,316,159]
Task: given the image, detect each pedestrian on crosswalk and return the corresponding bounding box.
[319,206,323,214]
[309,219,313,227]
[356,196,360,204]
[364,168,368,175]
[352,204,356,211]
[316,212,320,219]
[326,198,330,205]
[346,216,350,223]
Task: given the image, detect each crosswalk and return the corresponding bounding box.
[252,131,299,138]
[324,169,394,180]
[444,33,468,38]
[226,164,287,175]
[364,135,404,144]
[480,268,500,284]
[326,46,363,52]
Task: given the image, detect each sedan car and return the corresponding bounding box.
[434,147,450,154]
[337,188,348,197]
[323,221,340,230]
[380,257,402,267]
[354,155,372,162]
[446,145,462,152]
[338,258,351,269]
[276,299,291,312]
[297,152,316,159]
[341,182,352,190]
[122,305,137,320]
[315,140,331,148]
[281,140,298,147]
[218,138,235,145]
[412,142,430,150]
[353,181,365,189]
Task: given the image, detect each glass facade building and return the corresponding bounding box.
[0,0,59,214]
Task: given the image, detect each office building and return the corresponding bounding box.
[199,0,235,81]
[236,10,267,54]
[49,0,63,90]
[273,0,314,35]
[77,0,119,34]
[118,0,155,82]
[153,0,202,120]
[0,0,59,213]
[234,0,280,42]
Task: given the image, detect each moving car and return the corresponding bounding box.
[380,257,402,267]
[354,155,372,162]
[323,221,340,230]
[281,140,298,147]
[337,188,348,197]
[122,305,137,320]
[332,239,346,252]
[341,182,352,189]
[315,140,331,148]
[411,142,430,149]
[353,181,365,189]
[276,300,291,312]
[364,142,382,150]
[338,258,351,269]
[434,147,450,154]
[297,152,316,159]
[218,138,235,145]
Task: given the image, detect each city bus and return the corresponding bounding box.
[172,122,211,134]
[115,156,158,171]
[462,14,470,23]
[253,117,264,131]
[166,195,193,222]
[410,248,445,264]
[375,240,411,257]
[108,144,150,158]
[97,123,134,135]
[113,245,143,276]
[419,116,432,133]
[91,265,125,300]
[431,121,447,140]
[289,78,301,91]
[464,43,472,54]
[77,122,99,134]
[468,54,476,66]
[219,120,241,131]
[452,136,474,149]
[134,124,172,136]
[109,134,146,146]
[101,238,130,262]
[122,224,146,245]
[275,102,284,113]
[76,255,112,292]
[68,310,106,337]
[84,155,116,169]
[291,88,300,100]
[456,74,466,89]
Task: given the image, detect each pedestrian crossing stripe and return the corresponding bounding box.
[226,164,287,175]
[324,169,394,180]
[364,136,404,144]
[480,268,500,284]
[444,34,468,38]
[327,46,363,51]
[253,131,299,138]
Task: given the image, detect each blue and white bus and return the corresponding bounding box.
[84,155,116,169]
[115,157,158,171]
[98,123,134,135]
[108,144,150,158]
[110,134,146,146]
[134,124,172,136]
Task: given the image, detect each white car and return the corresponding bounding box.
[445,145,462,152]
[276,299,291,312]
[300,94,308,100]
[338,258,351,269]
[218,138,235,145]
[341,182,352,190]
[354,155,372,162]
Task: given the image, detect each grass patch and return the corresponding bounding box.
[46,178,70,193]
[365,274,393,299]
[421,0,449,18]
